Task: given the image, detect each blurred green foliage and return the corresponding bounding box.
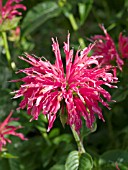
[0,0,128,169]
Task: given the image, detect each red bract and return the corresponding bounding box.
[12,34,118,132]
[0,111,27,152]
[91,25,124,70]
[0,0,26,24]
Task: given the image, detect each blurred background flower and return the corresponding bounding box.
[0,0,26,25]
[91,25,124,70]
[0,110,27,152]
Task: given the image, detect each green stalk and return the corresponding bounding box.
[71,125,85,154]
[64,12,86,49]
[1,31,11,68]
[68,13,78,31]
[68,14,86,49]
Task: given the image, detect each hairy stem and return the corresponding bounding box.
[71,125,85,154]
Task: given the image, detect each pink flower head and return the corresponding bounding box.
[118,32,128,59]
[12,34,118,132]
[0,0,26,24]
[91,25,124,70]
[0,110,27,152]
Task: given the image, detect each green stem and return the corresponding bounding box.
[1,31,11,68]
[64,12,86,49]
[69,15,86,49]
[68,13,78,31]
[71,125,85,154]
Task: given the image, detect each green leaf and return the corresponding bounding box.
[0,152,18,159]
[49,128,60,139]
[65,151,93,170]
[79,153,93,170]
[99,150,128,167]
[49,164,65,170]
[8,121,21,127]
[65,151,79,170]
[22,2,61,36]
[53,134,72,145]
[112,86,128,102]
[0,17,21,32]
[78,0,93,26]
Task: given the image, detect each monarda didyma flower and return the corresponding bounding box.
[0,0,26,24]
[12,34,118,132]
[91,25,124,70]
[0,111,27,152]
